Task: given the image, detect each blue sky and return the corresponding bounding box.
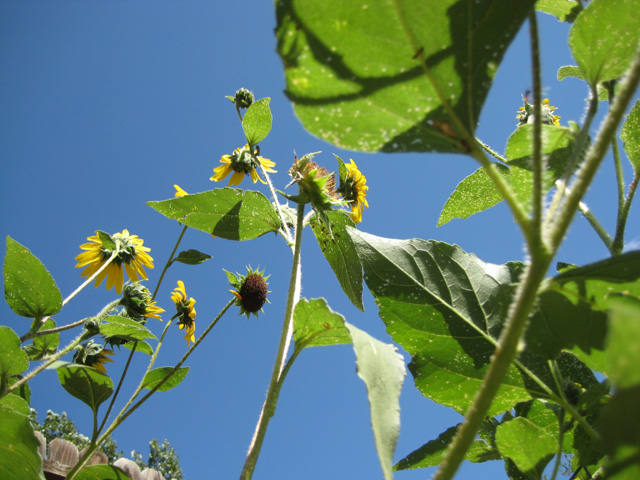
[1,2,637,479]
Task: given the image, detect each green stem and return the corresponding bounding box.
[67,298,234,480]
[612,170,639,255]
[99,224,187,435]
[476,138,507,163]
[259,162,294,246]
[549,409,566,480]
[6,299,120,397]
[550,49,640,251]
[545,87,598,229]
[529,12,545,253]
[239,202,305,480]
[433,47,640,480]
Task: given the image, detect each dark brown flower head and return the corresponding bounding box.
[226,267,270,319]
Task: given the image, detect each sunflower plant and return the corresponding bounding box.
[2,2,640,480]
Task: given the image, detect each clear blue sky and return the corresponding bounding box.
[1,2,637,479]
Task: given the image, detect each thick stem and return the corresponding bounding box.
[612,172,639,254]
[529,12,544,251]
[240,202,305,480]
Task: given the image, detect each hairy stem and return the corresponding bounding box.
[240,202,305,480]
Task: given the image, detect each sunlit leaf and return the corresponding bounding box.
[74,465,131,480]
[569,0,640,86]
[56,364,113,414]
[348,229,543,415]
[242,98,272,146]
[606,298,640,388]
[621,99,640,172]
[4,237,62,319]
[0,326,29,380]
[0,406,44,480]
[173,249,212,266]
[395,420,500,470]
[557,65,612,101]
[293,298,351,349]
[276,0,535,153]
[310,210,363,310]
[141,367,189,392]
[123,340,153,356]
[100,316,157,342]
[536,0,583,23]
[438,125,575,225]
[344,321,405,480]
[147,188,280,241]
[0,394,30,416]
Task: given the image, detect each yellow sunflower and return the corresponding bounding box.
[338,159,369,225]
[174,184,188,197]
[210,144,276,186]
[171,280,196,346]
[75,230,154,295]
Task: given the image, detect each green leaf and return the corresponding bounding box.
[394,420,500,470]
[23,319,59,361]
[495,414,556,476]
[173,249,212,266]
[557,65,616,101]
[141,367,189,392]
[293,298,352,349]
[536,0,583,23]
[438,125,576,225]
[606,298,640,388]
[344,321,405,480]
[437,162,508,226]
[310,210,364,310]
[621,99,640,172]
[56,364,113,413]
[147,188,280,241]
[275,0,535,153]
[348,229,539,415]
[100,316,157,342]
[123,340,153,356]
[4,237,62,319]
[74,465,132,480]
[569,0,640,86]
[0,406,44,480]
[0,394,30,416]
[0,326,29,381]
[242,98,272,146]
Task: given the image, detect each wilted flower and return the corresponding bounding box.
[517,96,561,126]
[73,340,115,373]
[226,267,270,319]
[336,157,369,225]
[171,281,196,346]
[210,144,276,187]
[75,230,154,295]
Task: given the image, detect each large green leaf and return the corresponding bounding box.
[293,298,352,349]
[536,0,583,23]
[242,98,272,146]
[344,321,405,480]
[621,99,640,172]
[0,326,29,382]
[75,465,131,480]
[606,298,640,389]
[569,0,640,86]
[276,0,535,153]
[0,406,44,480]
[310,210,363,310]
[100,316,157,343]
[147,188,280,241]
[4,237,62,319]
[141,367,189,392]
[56,364,113,414]
[438,125,575,225]
[348,229,548,415]
[395,420,500,470]
[23,319,60,361]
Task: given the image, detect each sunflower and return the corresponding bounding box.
[517,97,561,127]
[73,340,115,373]
[75,230,154,295]
[121,282,164,321]
[337,158,369,225]
[171,280,196,346]
[210,144,276,186]
[226,267,270,319]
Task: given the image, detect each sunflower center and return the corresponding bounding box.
[239,273,268,313]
